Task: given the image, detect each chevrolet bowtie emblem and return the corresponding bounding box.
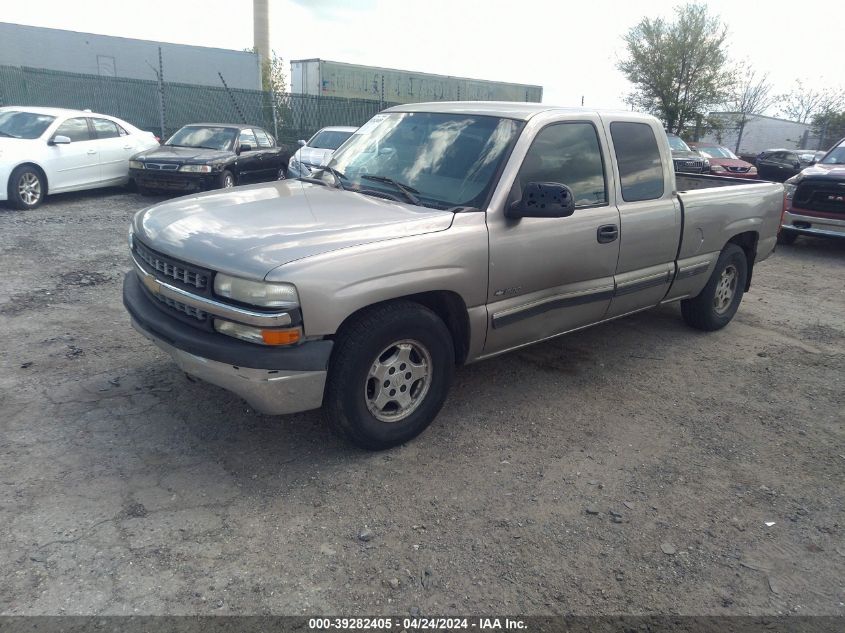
[142,272,161,294]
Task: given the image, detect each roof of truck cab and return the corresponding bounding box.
[383,101,650,121]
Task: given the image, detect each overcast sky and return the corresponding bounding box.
[3,0,842,113]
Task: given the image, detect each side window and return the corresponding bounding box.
[254,128,273,148]
[517,122,607,207]
[91,118,120,139]
[610,122,664,202]
[238,129,258,149]
[54,117,92,142]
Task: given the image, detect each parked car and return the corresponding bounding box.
[130,124,289,194]
[780,137,845,244]
[124,103,782,450]
[756,149,806,182]
[0,106,159,209]
[667,133,709,173]
[287,126,357,179]
[688,142,757,178]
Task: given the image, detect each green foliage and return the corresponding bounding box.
[812,110,845,150]
[618,3,733,134]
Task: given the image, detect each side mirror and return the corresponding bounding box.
[239,144,252,153]
[793,161,801,169]
[297,139,307,147]
[50,135,71,145]
[809,160,816,166]
[507,182,576,219]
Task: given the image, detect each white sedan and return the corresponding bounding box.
[288,126,357,179]
[0,106,159,209]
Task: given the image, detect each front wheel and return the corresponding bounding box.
[277,166,287,181]
[219,170,235,189]
[324,301,455,450]
[681,243,748,331]
[7,165,45,209]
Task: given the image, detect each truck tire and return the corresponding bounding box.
[681,243,748,331]
[777,230,798,245]
[7,165,46,209]
[324,301,455,450]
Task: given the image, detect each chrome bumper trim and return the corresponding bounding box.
[132,319,325,415]
[131,253,293,327]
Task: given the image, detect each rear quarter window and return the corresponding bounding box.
[610,122,665,202]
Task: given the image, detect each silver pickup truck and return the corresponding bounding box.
[124,102,783,449]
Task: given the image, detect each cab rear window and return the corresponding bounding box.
[610,122,664,202]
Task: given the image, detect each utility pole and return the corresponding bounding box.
[253,0,270,89]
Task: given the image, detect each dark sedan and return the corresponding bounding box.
[130,124,289,194]
[756,149,808,182]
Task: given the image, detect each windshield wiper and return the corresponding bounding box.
[0,130,17,138]
[361,175,420,205]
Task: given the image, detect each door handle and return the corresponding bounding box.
[87,149,97,155]
[123,145,132,150]
[597,224,619,243]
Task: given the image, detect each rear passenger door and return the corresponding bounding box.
[602,119,680,318]
[485,115,621,354]
[46,117,100,191]
[235,128,261,182]
[91,117,132,183]
[253,128,280,179]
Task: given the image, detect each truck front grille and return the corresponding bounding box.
[153,292,208,321]
[794,183,845,215]
[133,240,210,290]
[674,159,705,173]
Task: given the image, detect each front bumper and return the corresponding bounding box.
[130,168,218,192]
[123,271,332,415]
[782,208,845,240]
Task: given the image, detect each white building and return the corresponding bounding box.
[701,112,819,154]
[0,22,261,90]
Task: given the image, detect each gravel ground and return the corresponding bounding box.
[0,188,843,616]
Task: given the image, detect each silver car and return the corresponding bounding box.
[287,126,357,178]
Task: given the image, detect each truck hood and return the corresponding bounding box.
[790,163,845,183]
[133,180,454,279]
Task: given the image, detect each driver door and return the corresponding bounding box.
[484,115,620,355]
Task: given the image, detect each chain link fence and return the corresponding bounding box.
[0,65,399,145]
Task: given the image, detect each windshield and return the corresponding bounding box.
[166,126,237,151]
[695,146,737,159]
[308,129,355,150]
[819,146,845,165]
[667,135,691,152]
[324,112,523,209]
[0,110,57,139]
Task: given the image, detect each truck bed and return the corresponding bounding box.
[674,174,783,263]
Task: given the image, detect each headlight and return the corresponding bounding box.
[214,319,302,346]
[128,225,134,250]
[784,183,797,200]
[710,164,726,172]
[129,160,144,169]
[213,273,299,308]
[749,166,757,174]
[702,158,710,167]
[179,164,212,173]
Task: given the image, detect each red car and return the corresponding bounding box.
[689,142,758,178]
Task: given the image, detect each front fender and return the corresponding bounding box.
[266,212,489,337]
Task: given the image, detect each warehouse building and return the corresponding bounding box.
[291,58,543,104]
[0,22,261,90]
[701,112,820,154]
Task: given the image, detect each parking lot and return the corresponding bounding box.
[0,188,843,616]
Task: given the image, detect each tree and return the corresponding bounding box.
[777,80,845,124]
[245,47,287,94]
[618,3,734,135]
[812,109,845,151]
[723,64,774,153]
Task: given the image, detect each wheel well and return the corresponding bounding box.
[10,163,49,195]
[727,231,758,291]
[333,291,471,365]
